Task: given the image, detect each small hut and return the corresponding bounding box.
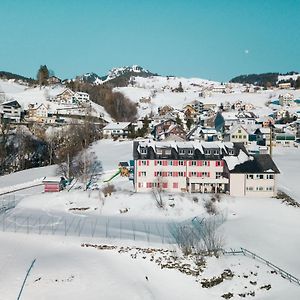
[42,177,65,193]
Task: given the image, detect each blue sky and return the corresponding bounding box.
[0,0,299,81]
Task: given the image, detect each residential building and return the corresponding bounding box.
[27,103,48,122]
[133,140,279,197]
[224,154,280,197]
[103,122,131,139]
[279,93,294,106]
[1,100,22,122]
[73,92,90,104]
[229,124,249,145]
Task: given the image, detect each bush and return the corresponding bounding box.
[204,200,218,215]
[102,184,116,197]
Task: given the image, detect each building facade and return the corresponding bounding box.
[133,140,279,197]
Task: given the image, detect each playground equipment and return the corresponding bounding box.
[103,161,133,183]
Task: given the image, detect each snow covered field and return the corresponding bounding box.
[0,140,300,299]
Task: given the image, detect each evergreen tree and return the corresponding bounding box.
[295,77,300,89]
[176,114,182,125]
[37,65,49,86]
[186,118,194,130]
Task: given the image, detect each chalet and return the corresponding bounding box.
[51,88,75,105]
[228,124,249,145]
[1,100,22,122]
[158,124,186,141]
[183,104,197,119]
[158,105,174,116]
[73,92,90,104]
[236,111,257,125]
[254,127,272,146]
[133,140,279,197]
[27,103,48,122]
[48,76,62,85]
[103,122,131,139]
[152,119,177,139]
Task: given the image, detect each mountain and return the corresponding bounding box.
[76,65,157,87]
[230,71,299,87]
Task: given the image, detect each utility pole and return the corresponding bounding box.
[269,123,273,157]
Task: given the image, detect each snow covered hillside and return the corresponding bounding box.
[0,79,112,122]
[0,140,300,299]
[114,75,300,119]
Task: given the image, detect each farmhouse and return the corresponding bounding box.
[133,140,279,197]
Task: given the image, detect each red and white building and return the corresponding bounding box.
[133,141,280,197]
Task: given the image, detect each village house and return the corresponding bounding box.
[157,124,186,141]
[48,76,62,85]
[73,92,90,104]
[1,100,22,122]
[228,124,249,145]
[133,140,279,197]
[103,122,131,139]
[279,93,294,106]
[278,82,291,89]
[236,111,257,125]
[50,88,75,105]
[152,118,177,140]
[27,103,48,122]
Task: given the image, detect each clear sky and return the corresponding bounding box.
[0,0,299,81]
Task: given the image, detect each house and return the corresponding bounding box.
[152,119,177,139]
[51,88,75,105]
[158,105,174,116]
[103,122,131,139]
[279,93,294,106]
[1,100,22,122]
[42,177,66,192]
[27,103,48,122]
[187,125,218,142]
[158,124,186,141]
[254,127,272,146]
[189,100,204,113]
[224,154,280,197]
[73,92,90,104]
[228,124,249,145]
[275,131,296,146]
[236,111,257,125]
[183,104,197,119]
[48,76,62,85]
[278,82,291,89]
[133,140,279,197]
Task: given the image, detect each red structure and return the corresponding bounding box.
[42,177,64,193]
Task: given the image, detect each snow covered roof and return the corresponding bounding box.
[103,122,131,130]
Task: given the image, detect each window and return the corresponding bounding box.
[179,149,185,155]
[139,171,147,176]
[238,129,241,133]
[246,186,253,191]
[162,182,168,189]
[216,172,223,179]
[140,148,147,154]
[214,150,219,155]
[173,182,178,189]
[191,161,197,166]
[266,186,273,191]
[141,160,148,166]
[247,174,254,179]
[203,161,210,166]
[178,160,185,166]
[216,161,221,166]
[205,150,211,155]
[266,174,274,179]
[188,149,193,155]
[229,150,234,155]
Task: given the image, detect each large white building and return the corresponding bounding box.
[133,140,280,197]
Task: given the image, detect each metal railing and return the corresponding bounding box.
[223,247,300,286]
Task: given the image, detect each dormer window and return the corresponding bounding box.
[188,149,193,155]
[179,149,185,155]
[214,150,219,155]
[140,148,147,154]
[229,150,234,155]
[205,150,211,155]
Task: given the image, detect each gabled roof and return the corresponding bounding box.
[229,154,280,174]
[2,100,21,108]
[229,124,249,135]
[103,122,131,130]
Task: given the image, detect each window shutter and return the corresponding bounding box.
[147,160,149,166]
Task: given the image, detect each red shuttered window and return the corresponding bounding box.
[173,182,178,188]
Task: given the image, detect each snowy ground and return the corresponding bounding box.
[1,141,300,299]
